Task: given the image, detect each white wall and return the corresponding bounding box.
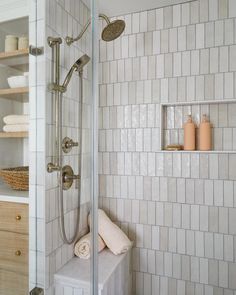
[0,0,29,23]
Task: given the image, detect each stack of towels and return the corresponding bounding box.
[74,209,133,259]
[3,115,29,132]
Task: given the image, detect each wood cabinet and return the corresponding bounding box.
[0,201,28,295]
[0,201,28,234]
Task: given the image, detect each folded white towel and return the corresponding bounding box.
[89,209,132,255]
[3,124,28,132]
[3,115,29,125]
[74,232,106,259]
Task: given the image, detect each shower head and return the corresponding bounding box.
[66,14,126,45]
[62,54,90,91]
[74,54,90,71]
[101,19,126,42]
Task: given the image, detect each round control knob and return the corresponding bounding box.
[15,250,21,256]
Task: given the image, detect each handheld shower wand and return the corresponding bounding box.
[51,54,90,93]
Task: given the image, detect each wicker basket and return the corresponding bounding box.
[0,166,29,191]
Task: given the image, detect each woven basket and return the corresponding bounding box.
[0,166,29,191]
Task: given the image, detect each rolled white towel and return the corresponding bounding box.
[3,115,29,125]
[74,232,106,259]
[89,209,132,255]
[3,124,29,132]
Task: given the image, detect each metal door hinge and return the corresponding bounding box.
[29,45,44,56]
[30,287,44,295]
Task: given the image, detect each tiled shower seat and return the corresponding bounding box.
[54,249,132,295]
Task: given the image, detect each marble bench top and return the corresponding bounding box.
[54,248,130,290]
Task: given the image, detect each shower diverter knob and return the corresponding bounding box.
[62,137,79,153]
[62,165,80,190]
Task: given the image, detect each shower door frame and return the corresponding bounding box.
[90,0,99,294]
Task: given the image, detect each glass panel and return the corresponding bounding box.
[0,0,38,294]
[44,0,94,293]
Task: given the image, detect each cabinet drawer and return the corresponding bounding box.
[0,201,28,234]
[0,231,28,275]
[0,269,28,295]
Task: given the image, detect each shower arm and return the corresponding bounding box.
[66,14,110,45]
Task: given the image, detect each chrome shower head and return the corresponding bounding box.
[62,54,90,91]
[101,19,126,42]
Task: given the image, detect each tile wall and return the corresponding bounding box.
[98,0,236,294]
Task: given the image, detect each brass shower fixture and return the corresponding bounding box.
[66,13,125,45]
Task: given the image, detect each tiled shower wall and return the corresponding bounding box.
[98,0,236,294]
[35,0,92,294]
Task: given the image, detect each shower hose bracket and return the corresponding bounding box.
[47,162,60,173]
[48,83,66,93]
[29,45,44,56]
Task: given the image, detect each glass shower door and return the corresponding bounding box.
[0,0,40,294]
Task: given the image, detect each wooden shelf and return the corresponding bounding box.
[0,132,28,138]
[0,87,29,101]
[0,48,29,60]
[0,48,29,69]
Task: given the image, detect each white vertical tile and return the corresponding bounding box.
[160,29,169,53]
[219,260,228,288]
[191,50,199,75]
[132,13,140,34]
[181,3,190,25]
[219,0,228,18]
[215,20,224,46]
[173,4,181,27]
[200,258,208,284]
[153,31,161,54]
[196,23,205,49]
[210,47,219,73]
[147,10,156,31]
[220,46,229,72]
[137,33,144,57]
[205,22,214,48]
[199,0,209,22]
[209,0,218,20]
[178,27,187,51]
[140,11,148,32]
[225,19,234,45]
[173,52,182,77]
[225,73,234,98]
[229,0,236,17]
[169,28,177,52]
[156,8,164,30]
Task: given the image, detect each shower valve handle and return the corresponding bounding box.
[64,174,80,181]
[62,137,79,153]
[62,165,80,190]
[66,140,78,148]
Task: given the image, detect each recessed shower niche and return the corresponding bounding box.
[160,99,236,152]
